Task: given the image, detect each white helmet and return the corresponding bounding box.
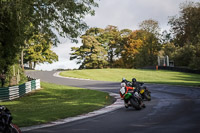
[121,82,126,87]
[122,78,126,82]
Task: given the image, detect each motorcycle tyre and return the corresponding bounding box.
[130,98,141,110]
[10,124,21,133]
[144,92,151,101]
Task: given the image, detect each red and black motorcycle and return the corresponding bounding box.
[0,106,21,133]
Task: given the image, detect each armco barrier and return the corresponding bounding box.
[0,79,40,101]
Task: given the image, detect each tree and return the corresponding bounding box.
[134,30,161,68]
[71,25,161,69]
[121,30,143,68]
[70,26,132,69]
[169,1,200,46]
[112,29,132,68]
[70,35,108,69]
[99,26,132,68]
[161,30,173,44]
[168,1,200,69]
[134,19,161,68]
[139,19,160,36]
[24,34,58,69]
[0,0,25,73]
[102,25,120,67]
[0,0,98,73]
[173,44,195,66]
[161,43,176,60]
[190,43,200,70]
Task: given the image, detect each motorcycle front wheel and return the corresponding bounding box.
[144,91,151,101]
[130,98,141,110]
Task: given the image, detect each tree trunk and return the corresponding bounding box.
[21,49,24,70]
[29,61,32,69]
[33,61,37,69]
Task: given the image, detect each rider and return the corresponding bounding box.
[131,78,146,107]
[120,78,133,108]
[121,77,143,89]
[131,78,144,91]
[121,78,132,87]
[121,78,128,84]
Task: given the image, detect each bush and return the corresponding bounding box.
[4,64,27,87]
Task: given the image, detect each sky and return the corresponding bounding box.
[35,0,199,71]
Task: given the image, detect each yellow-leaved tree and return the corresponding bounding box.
[24,34,58,69]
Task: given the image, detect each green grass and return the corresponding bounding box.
[60,69,200,87]
[0,82,113,127]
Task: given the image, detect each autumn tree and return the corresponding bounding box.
[120,30,143,68]
[125,19,162,68]
[113,29,132,68]
[71,24,161,69]
[70,26,132,69]
[134,30,161,68]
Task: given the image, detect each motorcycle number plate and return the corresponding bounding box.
[120,87,126,95]
[140,89,145,94]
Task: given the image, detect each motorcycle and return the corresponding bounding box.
[124,80,151,101]
[119,83,145,110]
[0,106,21,133]
[137,83,151,101]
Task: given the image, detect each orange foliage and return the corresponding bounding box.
[124,30,143,56]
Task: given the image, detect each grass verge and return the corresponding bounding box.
[60,69,200,87]
[0,82,113,127]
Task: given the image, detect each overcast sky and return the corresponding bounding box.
[35,0,199,71]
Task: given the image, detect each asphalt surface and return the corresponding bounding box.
[24,71,200,133]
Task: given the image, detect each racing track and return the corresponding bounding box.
[24,71,200,133]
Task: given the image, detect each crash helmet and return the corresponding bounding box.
[122,78,126,82]
[121,82,126,87]
[132,78,136,83]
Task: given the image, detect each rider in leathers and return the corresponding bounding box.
[121,78,145,108]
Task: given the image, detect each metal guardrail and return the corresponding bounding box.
[0,79,40,101]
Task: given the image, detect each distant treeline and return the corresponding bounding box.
[71,1,200,70]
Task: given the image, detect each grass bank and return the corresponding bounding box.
[0,82,113,127]
[60,69,200,87]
